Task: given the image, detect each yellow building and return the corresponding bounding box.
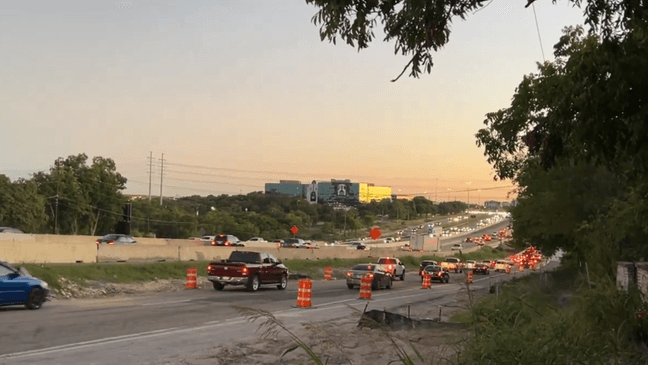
[359,183,393,203]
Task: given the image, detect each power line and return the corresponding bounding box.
[532,3,546,62]
[164,176,262,188]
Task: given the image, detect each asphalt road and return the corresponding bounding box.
[437,219,510,251]
[0,259,545,365]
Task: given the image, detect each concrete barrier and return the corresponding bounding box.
[97,245,179,262]
[179,246,238,262]
[0,240,96,264]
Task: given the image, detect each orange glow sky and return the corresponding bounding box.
[0,1,586,203]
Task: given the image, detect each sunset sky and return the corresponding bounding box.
[0,1,586,203]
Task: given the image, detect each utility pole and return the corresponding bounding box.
[147,151,154,202]
[55,159,60,234]
[434,178,438,204]
[159,153,165,206]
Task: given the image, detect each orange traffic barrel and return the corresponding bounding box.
[422,274,431,289]
[186,267,197,289]
[324,267,332,281]
[518,265,525,273]
[466,271,473,284]
[297,279,312,308]
[359,274,372,299]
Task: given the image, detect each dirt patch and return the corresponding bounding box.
[51,276,212,299]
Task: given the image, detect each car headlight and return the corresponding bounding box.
[40,280,49,289]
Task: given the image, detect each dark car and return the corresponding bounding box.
[212,234,244,247]
[472,263,491,275]
[418,260,438,277]
[421,265,450,283]
[285,238,307,248]
[96,234,137,245]
[0,260,49,309]
[345,264,392,290]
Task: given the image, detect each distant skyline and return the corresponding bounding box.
[1,1,586,202]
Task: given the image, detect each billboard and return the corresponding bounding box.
[306,180,318,204]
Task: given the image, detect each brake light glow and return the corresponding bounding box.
[346,271,352,277]
[225,241,230,246]
[95,240,99,245]
[366,273,374,278]
[242,267,248,275]
[207,265,212,271]
[108,241,114,245]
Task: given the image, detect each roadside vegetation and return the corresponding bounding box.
[450,262,648,364]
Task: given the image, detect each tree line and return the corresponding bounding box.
[0,153,470,240]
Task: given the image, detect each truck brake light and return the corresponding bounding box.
[242,267,248,275]
[207,265,212,271]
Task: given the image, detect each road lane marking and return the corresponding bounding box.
[0,327,178,359]
[141,299,192,306]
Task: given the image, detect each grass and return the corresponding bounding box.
[20,261,212,291]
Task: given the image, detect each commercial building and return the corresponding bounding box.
[264,179,392,205]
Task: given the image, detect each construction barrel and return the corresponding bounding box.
[324,266,332,281]
[466,271,473,284]
[186,267,197,289]
[296,279,312,308]
[422,274,431,289]
[359,274,372,299]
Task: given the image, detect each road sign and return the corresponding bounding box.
[369,227,381,240]
[290,225,299,235]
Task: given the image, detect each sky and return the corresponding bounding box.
[0,0,586,203]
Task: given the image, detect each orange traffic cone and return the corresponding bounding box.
[466,271,473,284]
[324,267,332,281]
[359,274,373,299]
[296,279,312,308]
[186,267,197,289]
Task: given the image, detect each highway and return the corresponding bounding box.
[0,260,536,365]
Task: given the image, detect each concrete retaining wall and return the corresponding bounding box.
[97,245,179,262]
[1,233,491,264]
[0,240,96,264]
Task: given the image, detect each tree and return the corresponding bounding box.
[0,175,47,232]
[32,154,127,235]
[305,0,643,81]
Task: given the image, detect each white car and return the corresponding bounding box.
[377,257,406,280]
[247,237,267,242]
[451,243,464,251]
[465,260,476,269]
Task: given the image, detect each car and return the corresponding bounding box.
[420,265,450,283]
[418,260,438,277]
[273,239,285,245]
[0,227,24,234]
[482,259,497,269]
[247,237,266,242]
[96,234,137,245]
[200,235,216,244]
[494,260,511,272]
[377,257,406,281]
[0,260,50,309]
[285,238,307,248]
[451,243,464,251]
[472,263,490,275]
[441,257,463,273]
[383,237,396,243]
[346,241,366,250]
[465,260,476,270]
[212,234,244,247]
[465,236,473,243]
[345,263,392,290]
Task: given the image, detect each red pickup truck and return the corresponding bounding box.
[207,251,289,292]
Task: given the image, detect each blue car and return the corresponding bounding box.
[0,260,49,310]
